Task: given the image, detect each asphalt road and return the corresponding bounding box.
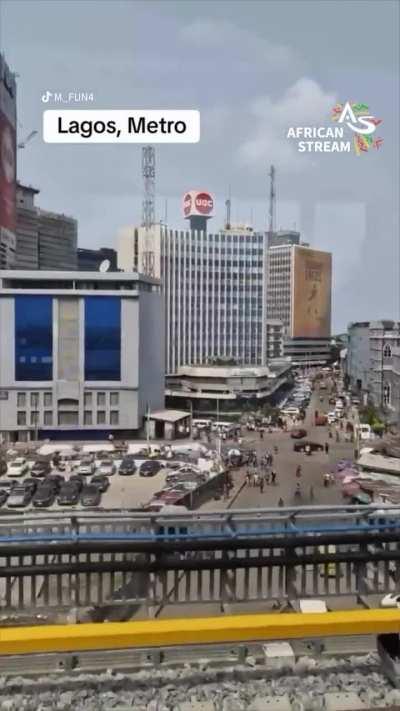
[223,384,356,510]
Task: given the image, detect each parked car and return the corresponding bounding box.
[33,485,55,508]
[57,484,80,506]
[140,460,162,477]
[315,415,328,426]
[8,457,29,477]
[0,489,9,506]
[80,485,101,507]
[7,486,32,508]
[118,457,137,476]
[23,478,38,496]
[90,474,110,493]
[97,459,116,476]
[45,474,65,492]
[69,475,84,491]
[0,480,16,491]
[290,428,307,439]
[31,459,51,477]
[293,440,324,453]
[77,458,95,476]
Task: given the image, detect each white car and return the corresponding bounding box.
[327,411,337,424]
[7,457,29,477]
[281,406,300,417]
[97,459,116,476]
[381,593,400,608]
[77,458,95,476]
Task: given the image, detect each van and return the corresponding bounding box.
[212,421,237,434]
[357,423,375,441]
[192,419,212,430]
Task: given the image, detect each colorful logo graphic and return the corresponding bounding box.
[331,102,383,155]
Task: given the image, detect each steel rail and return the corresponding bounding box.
[1,548,399,577]
[1,609,400,656]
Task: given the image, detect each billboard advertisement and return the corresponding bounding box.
[0,55,17,248]
[183,190,214,218]
[292,247,332,338]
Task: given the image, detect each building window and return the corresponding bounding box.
[30,411,39,426]
[44,392,52,407]
[84,296,121,381]
[15,295,53,381]
[383,344,392,358]
[17,393,26,408]
[97,410,106,425]
[110,410,119,425]
[30,392,40,408]
[84,392,92,407]
[383,383,391,405]
[84,411,93,425]
[58,411,79,425]
[44,411,53,426]
[110,392,119,406]
[97,392,106,406]
[17,412,26,426]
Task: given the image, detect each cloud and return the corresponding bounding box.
[238,78,337,172]
[180,19,301,72]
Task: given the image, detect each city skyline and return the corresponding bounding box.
[0,0,398,333]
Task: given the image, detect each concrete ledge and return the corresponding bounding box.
[1,608,400,656]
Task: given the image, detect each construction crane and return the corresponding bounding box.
[268,164,276,235]
[17,130,38,150]
[141,145,156,277]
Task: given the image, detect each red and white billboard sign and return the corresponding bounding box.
[182,190,214,218]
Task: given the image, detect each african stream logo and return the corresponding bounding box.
[287,101,383,155]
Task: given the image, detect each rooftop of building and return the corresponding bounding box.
[176,360,291,379]
[0,269,160,287]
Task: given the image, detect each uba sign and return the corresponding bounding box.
[183,190,214,218]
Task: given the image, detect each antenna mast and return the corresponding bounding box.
[268,164,276,234]
[141,145,156,276]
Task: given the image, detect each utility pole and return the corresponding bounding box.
[141,146,156,277]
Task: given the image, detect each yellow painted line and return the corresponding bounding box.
[0,609,400,656]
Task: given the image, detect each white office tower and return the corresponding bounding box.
[118,222,267,374]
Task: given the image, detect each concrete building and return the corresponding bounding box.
[346,321,371,397]
[165,361,292,412]
[0,270,164,442]
[118,223,266,374]
[266,236,332,365]
[369,320,400,420]
[15,183,77,270]
[77,247,118,272]
[0,54,17,269]
[266,319,284,359]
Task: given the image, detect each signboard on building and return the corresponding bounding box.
[292,247,332,338]
[0,54,17,259]
[183,190,214,218]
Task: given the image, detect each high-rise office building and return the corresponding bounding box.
[267,236,332,365]
[0,270,163,442]
[15,183,77,270]
[0,54,17,269]
[118,223,266,374]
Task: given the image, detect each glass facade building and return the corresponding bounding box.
[15,295,53,380]
[84,297,121,381]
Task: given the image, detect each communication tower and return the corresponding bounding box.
[141,145,156,276]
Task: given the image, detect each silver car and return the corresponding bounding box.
[77,458,95,476]
[97,459,116,476]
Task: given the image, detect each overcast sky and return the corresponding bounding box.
[1,0,399,332]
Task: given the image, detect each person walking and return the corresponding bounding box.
[265,471,270,485]
[245,471,251,486]
[310,485,315,502]
[271,470,277,485]
[260,477,264,493]
[278,497,284,507]
[325,442,329,454]
[254,472,259,487]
